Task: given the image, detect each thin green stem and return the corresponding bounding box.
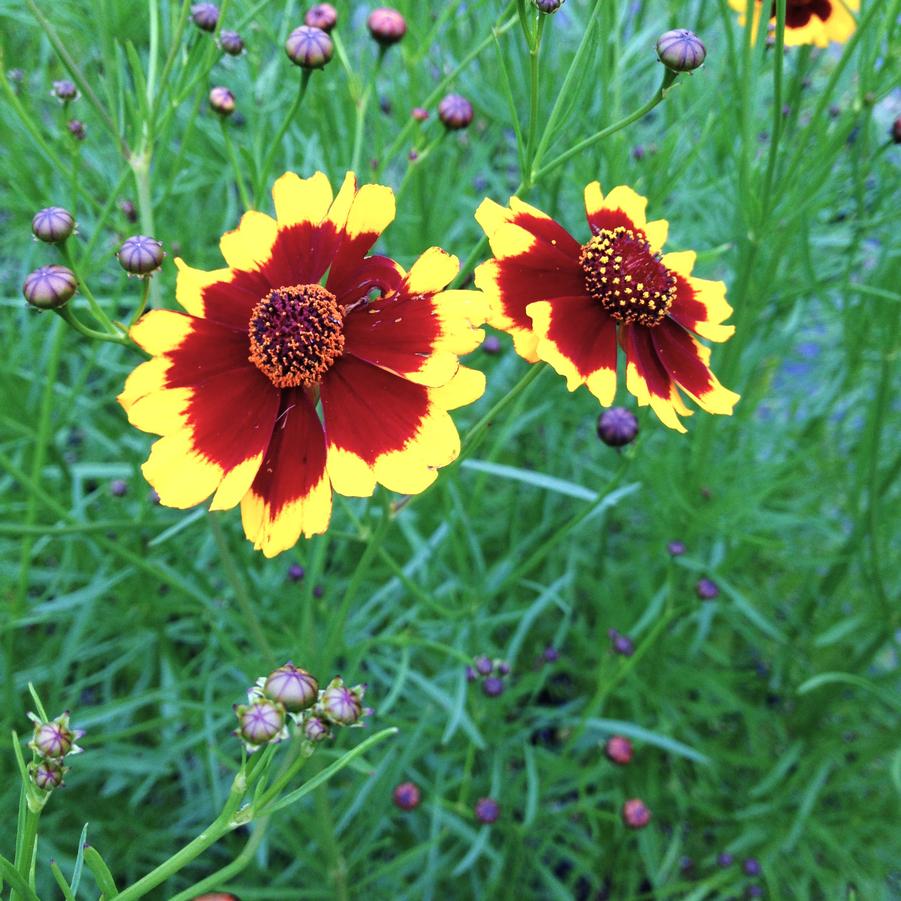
[59,244,126,336]
[54,306,132,346]
[220,119,253,211]
[258,71,312,203]
[129,279,152,328]
[11,805,40,901]
[351,53,384,174]
[524,14,545,186]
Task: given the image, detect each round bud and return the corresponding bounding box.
[236,697,285,746]
[543,645,559,663]
[622,798,651,829]
[264,663,319,712]
[287,563,305,582]
[696,577,720,601]
[465,666,478,682]
[22,265,77,310]
[717,852,734,868]
[117,235,165,276]
[608,628,634,656]
[304,3,338,32]
[32,206,75,243]
[604,735,633,765]
[596,407,638,447]
[393,781,421,810]
[320,679,363,725]
[110,479,128,497]
[191,3,219,32]
[534,0,565,11]
[32,720,74,758]
[891,117,901,144]
[481,334,501,354]
[52,79,78,102]
[367,8,406,46]
[742,858,762,877]
[209,85,236,116]
[31,759,65,791]
[667,540,686,556]
[438,93,473,130]
[474,797,500,824]
[285,26,334,69]
[119,199,138,223]
[303,715,330,742]
[656,29,706,72]
[219,30,245,55]
[411,106,429,122]
[67,119,86,141]
[474,655,493,677]
[482,676,505,698]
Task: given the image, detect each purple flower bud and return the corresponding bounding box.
[110,479,128,498]
[604,735,633,765]
[23,265,77,310]
[597,407,639,447]
[209,85,236,117]
[474,655,493,677]
[742,858,762,877]
[67,119,86,140]
[497,661,510,676]
[411,106,429,122]
[608,629,634,656]
[303,715,330,743]
[285,26,334,69]
[656,29,706,72]
[219,30,244,55]
[534,0,565,11]
[542,645,559,663]
[367,8,406,46]
[191,3,219,32]
[235,697,286,747]
[717,852,734,868]
[438,93,473,130]
[31,759,66,791]
[264,663,318,712]
[393,781,421,810]
[32,206,75,243]
[745,886,763,899]
[465,666,478,683]
[482,677,505,698]
[29,710,85,759]
[313,584,325,598]
[696,578,720,601]
[52,79,78,102]
[667,540,686,556]
[117,235,165,275]
[320,677,364,725]
[119,199,138,223]
[305,3,338,32]
[287,563,305,582]
[622,798,651,829]
[481,334,502,354]
[633,145,646,161]
[474,797,500,824]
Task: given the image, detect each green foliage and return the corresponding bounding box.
[0,0,899,898]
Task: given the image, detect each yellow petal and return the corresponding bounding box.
[130,310,193,355]
[219,210,278,271]
[406,247,459,295]
[272,171,334,228]
[474,197,512,237]
[142,433,223,508]
[429,365,486,410]
[603,185,648,230]
[345,183,395,240]
[174,258,233,318]
[326,446,377,498]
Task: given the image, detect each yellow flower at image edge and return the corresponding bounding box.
[729,0,858,47]
[118,172,487,557]
[475,183,739,433]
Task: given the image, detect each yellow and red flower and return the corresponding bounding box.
[119,171,487,556]
[729,0,858,46]
[475,183,739,432]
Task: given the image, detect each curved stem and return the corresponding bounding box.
[59,243,127,337]
[258,71,312,203]
[54,306,132,346]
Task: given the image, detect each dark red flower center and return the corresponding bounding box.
[248,284,345,388]
[579,227,676,327]
[770,0,832,27]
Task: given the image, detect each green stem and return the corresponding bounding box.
[59,244,127,336]
[258,71,312,202]
[220,119,253,211]
[54,306,132,346]
[524,13,545,186]
[532,67,679,182]
[351,53,384,174]
[12,805,40,901]
[131,152,160,308]
[129,279,152,328]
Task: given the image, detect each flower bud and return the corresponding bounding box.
[191,3,219,32]
[305,3,338,32]
[465,666,477,682]
[438,93,473,130]
[482,676,504,698]
[656,30,706,72]
[534,0,565,11]
[393,781,421,810]
[411,106,429,122]
[110,479,128,497]
[320,677,365,725]
[235,697,286,748]
[622,798,651,829]
[219,30,245,55]
[604,735,633,765]
[608,628,634,656]
[32,206,75,243]
[31,759,66,791]
[742,858,762,877]
[117,235,165,275]
[303,715,331,742]
[52,79,78,102]
[481,334,501,354]
[474,655,493,677]
[119,199,138,223]
[22,265,77,310]
[597,407,638,447]
[542,645,559,663]
[696,577,719,600]
[717,852,734,868]
[67,119,86,141]
[28,710,85,759]
[285,26,334,69]
[367,8,406,46]
[209,85,236,116]
[287,563,305,582]
[264,663,318,712]
[667,540,686,556]
[474,797,500,824]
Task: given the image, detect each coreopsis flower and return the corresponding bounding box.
[119,172,486,556]
[475,184,739,432]
[729,0,858,47]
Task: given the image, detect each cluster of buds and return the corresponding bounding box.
[23,206,78,310]
[466,654,510,698]
[233,662,370,755]
[27,710,85,793]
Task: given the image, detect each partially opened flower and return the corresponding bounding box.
[475,184,738,432]
[119,172,486,556]
[729,0,858,47]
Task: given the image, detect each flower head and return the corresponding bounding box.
[285,26,333,69]
[729,0,858,47]
[303,715,330,742]
[67,119,86,140]
[367,8,406,46]
[475,183,739,431]
[604,735,633,765]
[117,235,165,275]
[191,2,219,32]
[319,677,365,725]
[696,577,720,600]
[393,781,421,810]
[438,94,473,130]
[234,696,287,750]
[596,407,638,447]
[622,798,651,829]
[32,206,75,243]
[219,30,245,55]
[28,710,85,759]
[23,265,77,309]
[264,662,318,712]
[656,30,706,72]
[31,758,66,791]
[209,86,236,116]
[474,797,500,824]
[118,171,487,556]
[535,0,565,12]
[52,79,78,102]
[305,3,338,32]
